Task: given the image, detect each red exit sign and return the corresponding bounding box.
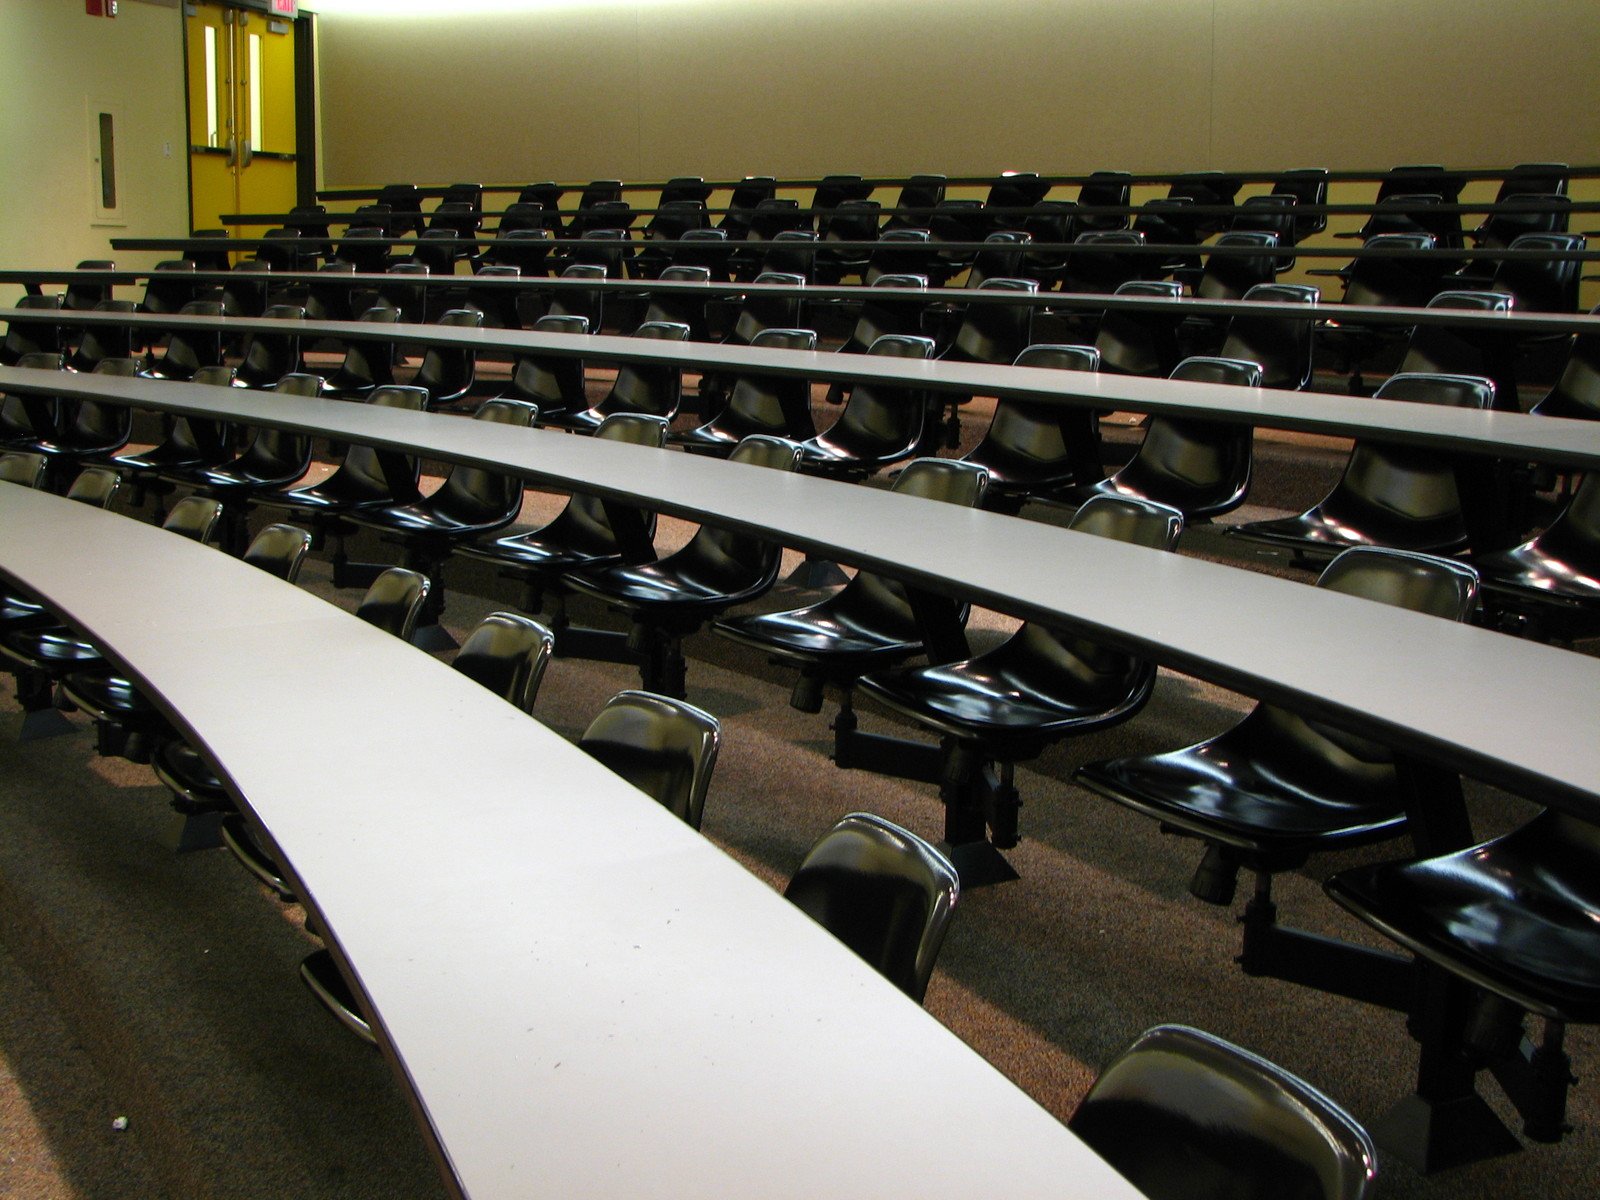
[269,0,298,14]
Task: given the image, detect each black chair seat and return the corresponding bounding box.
[0,625,107,673]
[1229,492,1470,557]
[858,630,1154,754]
[152,733,226,809]
[567,556,772,620]
[187,458,308,494]
[1326,811,1600,1023]
[1077,704,1407,855]
[1471,473,1600,630]
[717,601,922,665]
[363,503,502,542]
[57,667,157,723]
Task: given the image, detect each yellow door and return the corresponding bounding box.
[185,1,299,255]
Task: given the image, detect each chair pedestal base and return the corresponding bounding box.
[938,839,1019,887]
[19,706,77,741]
[408,622,458,652]
[1371,1091,1522,1174]
[164,808,225,853]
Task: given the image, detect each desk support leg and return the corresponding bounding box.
[1374,963,1523,1173]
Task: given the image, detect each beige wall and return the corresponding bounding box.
[312,0,1600,186]
[0,0,190,286]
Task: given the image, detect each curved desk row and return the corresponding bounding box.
[0,482,1143,1200]
[7,311,1600,471]
[7,267,1600,338]
[107,234,1600,267]
[5,365,1597,821]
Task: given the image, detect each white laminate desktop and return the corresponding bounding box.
[0,484,1144,1200]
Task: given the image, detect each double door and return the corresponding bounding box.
[184,0,299,240]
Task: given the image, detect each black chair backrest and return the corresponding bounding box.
[1095,280,1185,377]
[578,690,722,830]
[453,612,556,716]
[886,174,946,230]
[965,344,1102,492]
[2,294,64,364]
[1076,171,1133,231]
[865,229,935,286]
[699,328,819,442]
[428,399,537,525]
[1398,290,1512,383]
[595,321,689,420]
[236,304,305,388]
[946,277,1037,366]
[356,567,431,640]
[1218,283,1318,391]
[730,271,806,346]
[508,314,590,414]
[814,335,936,466]
[1490,232,1586,313]
[783,812,959,1003]
[67,300,138,372]
[1195,232,1281,302]
[1341,233,1440,309]
[1069,1024,1377,1200]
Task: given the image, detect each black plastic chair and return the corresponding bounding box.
[318,307,402,399]
[106,363,235,516]
[2,295,64,367]
[1061,230,1148,296]
[815,200,882,284]
[352,398,538,645]
[1076,171,1133,232]
[962,344,1102,512]
[883,175,946,232]
[233,304,305,389]
[1272,167,1330,240]
[254,385,427,587]
[1530,309,1600,421]
[632,200,710,280]
[1316,232,1444,394]
[578,690,722,830]
[65,300,139,373]
[494,314,590,422]
[1471,471,1600,642]
[455,412,668,639]
[165,373,320,554]
[730,199,807,281]
[543,321,688,434]
[1226,372,1496,563]
[864,230,935,286]
[674,328,818,454]
[0,451,47,487]
[332,226,392,276]
[412,308,484,411]
[783,812,959,1004]
[1069,1025,1376,1200]
[1072,356,1262,521]
[1216,282,1318,391]
[1077,547,1479,918]
[141,300,225,382]
[29,357,136,489]
[462,265,523,330]
[63,260,117,314]
[634,265,712,340]
[853,494,1183,880]
[1488,231,1585,314]
[470,227,555,280]
[713,458,989,723]
[136,260,199,317]
[796,335,935,481]
[563,435,802,698]
[1094,280,1186,377]
[536,262,607,332]
[217,260,273,321]
[0,352,64,452]
[1018,201,1080,288]
[1325,809,1598,1147]
[1396,290,1515,407]
[934,277,1038,448]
